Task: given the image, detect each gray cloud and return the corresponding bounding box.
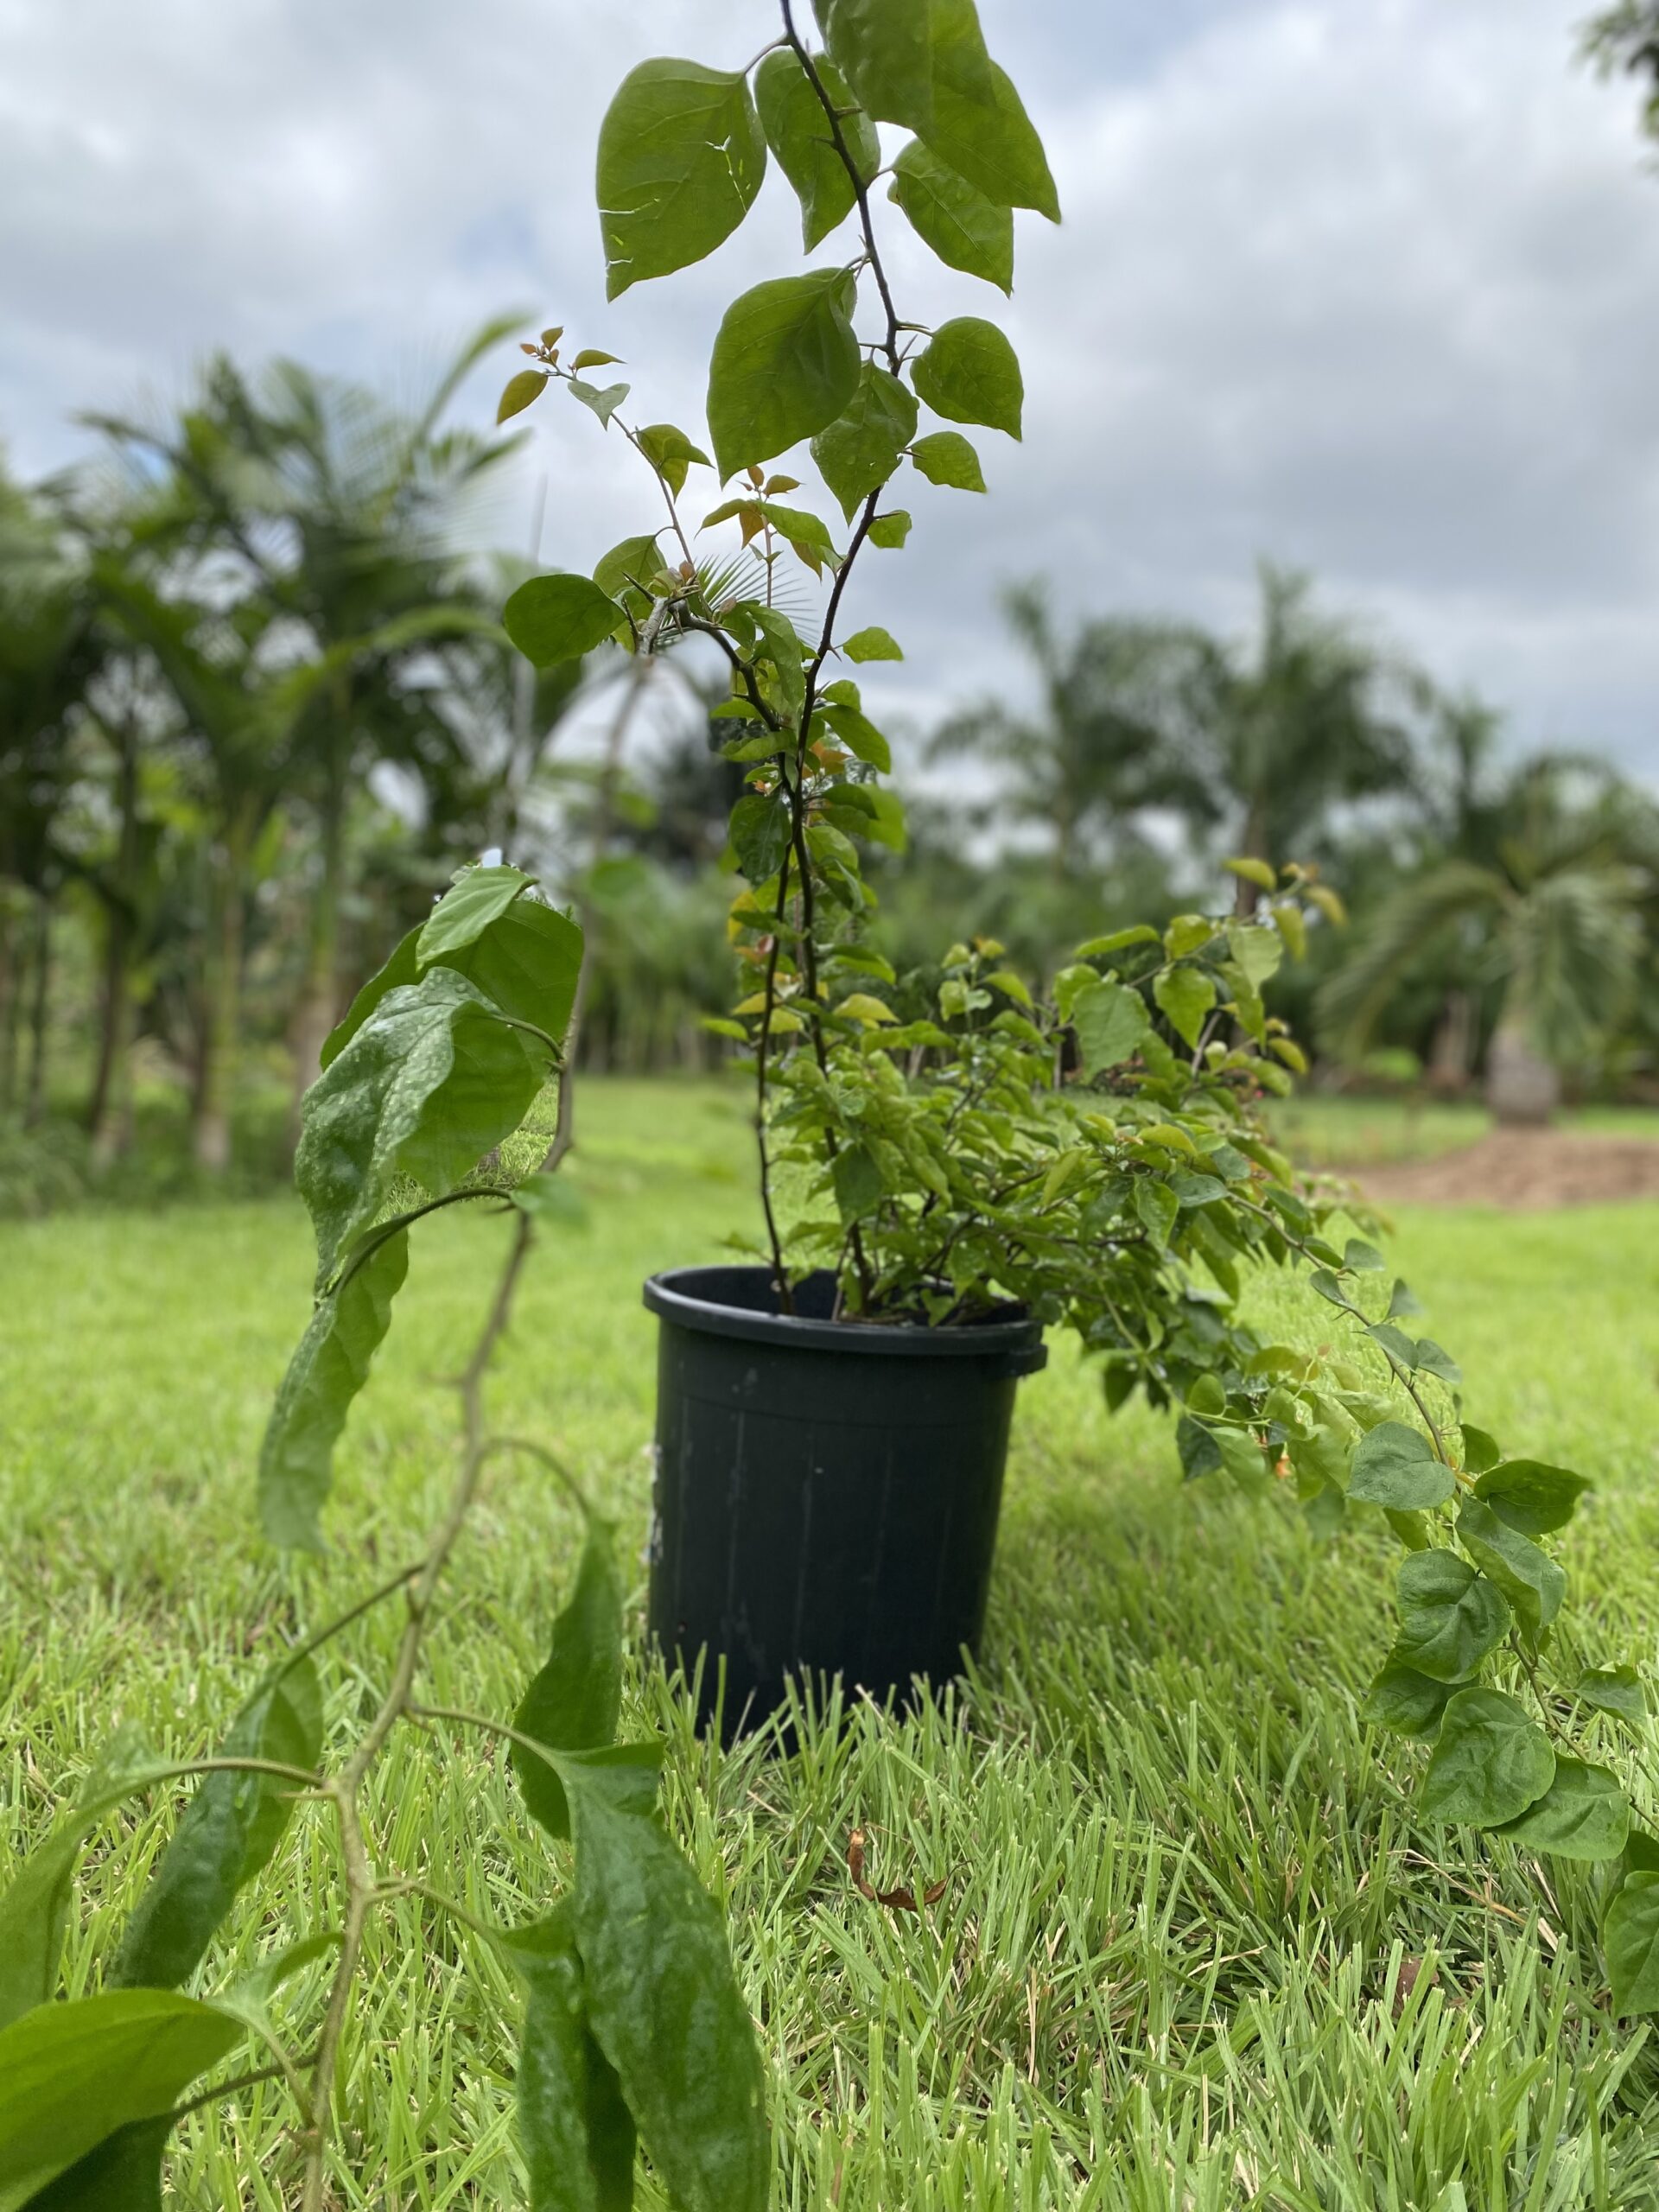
[2,0,1655,772]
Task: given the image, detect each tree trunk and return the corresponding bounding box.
[288,772,346,1145]
[23,894,51,1128]
[194,829,248,1173]
[1426,988,1474,1096]
[1484,1018,1559,1127]
[89,721,143,1162]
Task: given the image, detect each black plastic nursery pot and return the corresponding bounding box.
[643,1264,1048,1738]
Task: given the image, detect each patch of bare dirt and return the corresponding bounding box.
[1349,1129,1659,1211]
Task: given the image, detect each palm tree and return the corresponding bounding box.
[931,582,1212,879]
[87,325,518,1114]
[1163,563,1417,912]
[1584,3,1659,140]
[1320,764,1645,1122]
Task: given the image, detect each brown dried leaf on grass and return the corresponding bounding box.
[847,1827,948,1914]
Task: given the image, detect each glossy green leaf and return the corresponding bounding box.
[0,1989,242,2212]
[1394,1548,1511,1683]
[755,48,878,251]
[1577,1664,1647,1722]
[0,1727,159,2033]
[707,270,861,481]
[1133,1178,1179,1250]
[505,575,626,667]
[112,1655,322,1989]
[512,1523,625,1846]
[296,969,545,1288]
[597,60,767,300]
[918,0,1060,220]
[1606,1872,1659,2013]
[503,1907,636,2212]
[889,138,1012,290]
[729,793,794,883]
[868,509,912,548]
[1346,1421,1453,1510]
[435,893,583,1046]
[26,2118,172,2210]
[909,430,985,491]
[416,866,531,963]
[820,700,891,772]
[1456,1496,1565,1643]
[1497,1755,1630,1861]
[912,317,1023,439]
[810,366,918,521]
[737,601,808,724]
[320,925,420,1070]
[1420,1687,1555,1828]
[1153,965,1217,1049]
[634,423,711,496]
[842,626,902,662]
[563,1759,770,2212]
[1363,1660,1453,1738]
[1071,976,1150,1077]
[816,0,932,129]
[1472,1458,1590,1536]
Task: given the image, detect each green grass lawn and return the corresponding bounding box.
[1268,1093,1659,1168]
[5,1077,1659,2209]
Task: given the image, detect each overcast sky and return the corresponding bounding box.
[3,0,1656,778]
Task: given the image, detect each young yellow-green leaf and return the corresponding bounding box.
[1578,1665,1648,1722]
[1070,976,1150,1076]
[512,1523,625,1845]
[1394,1548,1512,1682]
[1153,965,1216,1049]
[0,1990,242,2212]
[1224,919,1282,987]
[918,0,1060,220]
[1075,925,1160,957]
[570,348,624,372]
[501,1906,637,2212]
[1363,1660,1454,1738]
[1347,1421,1454,1511]
[597,60,766,300]
[563,1758,770,2212]
[909,430,985,491]
[839,992,897,1027]
[1420,1687,1555,1828]
[911,316,1023,439]
[111,1656,322,1989]
[1271,901,1308,959]
[889,138,1013,291]
[1497,1756,1630,1862]
[1165,913,1217,958]
[499,370,549,424]
[1472,1458,1591,1536]
[1606,1872,1659,2014]
[755,48,879,251]
[1224,856,1277,890]
[868,508,912,547]
[756,502,840,562]
[707,270,861,480]
[1456,1497,1565,1643]
[729,792,793,883]
[258,1229,409,1549]
[634,422,711,495]
[810,365,918,521]
[842,626,902,662]
[505,574,626,667]
[296,969,544,1288]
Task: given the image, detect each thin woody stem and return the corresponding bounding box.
[299,1210,535,2211]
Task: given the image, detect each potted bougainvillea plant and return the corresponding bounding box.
[2,7,1655,2212]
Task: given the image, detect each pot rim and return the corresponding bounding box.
[642,1262,1046,1359]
